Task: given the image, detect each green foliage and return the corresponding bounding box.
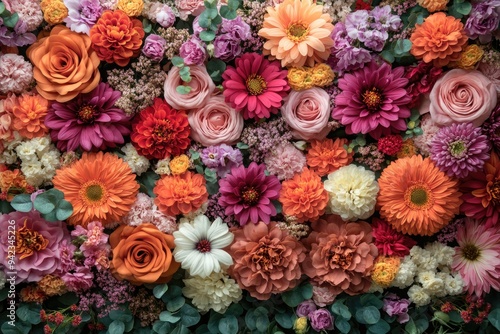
[153,284,169,299]
[176,85,192,95]
[2,12,18,28]
[281,283,313,307]
[137,170,160,197]
[16,303,42,325]
[207,59,226,83]
[487,309,500,330]
[449,0,472,18]
[218,315,238,334]
[10,190,73,221]
[10,194,33,212]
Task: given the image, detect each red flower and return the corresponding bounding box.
[131,98,191,159]
[372,218,416,257]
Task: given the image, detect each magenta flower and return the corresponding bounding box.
[222,53,289,120]
[45,83,131,152]
[218,162,281,225]
[332,61,412,139]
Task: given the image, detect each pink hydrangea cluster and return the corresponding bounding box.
[122,193,178,234]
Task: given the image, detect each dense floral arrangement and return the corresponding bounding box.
[1,0,500,333]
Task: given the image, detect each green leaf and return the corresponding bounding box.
[159,311,181,324]
[281,288,304,307]
[367,319,390,334]
[55,200,73,221]
[153,321,171,334]
[16,304,41,325]
[153,284,169,299]
[456,1,472,15]
[1,321,31,334]
[255,312,269,332]
[300,283,313,300]
[219,6,237,20]
[10,194,33,212]
[205,8,219,19]
[405,318,418,334]
[335,317,351,334]
[108,320,125,334]
[206,181,219,195]
[245,310,257,330]
[172,57,185,67]
[176,85,192,95]
[360,294,384,309]
[227,0,241,10]
[3,12,19,28]
[167,296,186,312]
[180,304,201,327]
[275,312,295,329]
[219,315,238,334]
[380,50,395,63]
[206,59,226,83]
[393,39,412,56]
[179,66,191,82]
[331,301,351,320]
[488,309,500,330]
[142,18,152,33]
[236,142,249,150]
[0,3,6,15]
[109,310,133,323]
[356,306,380,325]
[137,171,160,197]
[204,0,218,9]
[200,30,216,42]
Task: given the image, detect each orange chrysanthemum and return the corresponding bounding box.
[154,171,208,216]
[416,0,448,12]
[306,138,353,177]
[410,12,468,67]
[52,152,139,228]
[0,169,34,201]
[89,10,145,67]
[377,155,462,236]
[258,0,334,68]
[279,167,329,222]
[11,94,49,139]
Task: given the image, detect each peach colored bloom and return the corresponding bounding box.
[306,138,352,177]
[175,0,205,20]
[11,93,49,139]
[416,0,447,12]
[164,65,215,110]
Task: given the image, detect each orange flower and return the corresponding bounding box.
[169,154,190,175]
[90,10,145,67]
[279,167,329,222]
[377,155,462,236]
[154,171,208,216]
[258,0,334,67]
[26,26,100,102]
[416,0,448,12]
[306,138,352,177]
[0,169,33,201]
[11,94,49,139]
[40,0,68,24]
[38,275,67,296]
[371,256,400,288]
[110,223,180,285]
[396,138,417,159]
[410,12,468,67]
[20,285,46,303]
[52,152,139,227]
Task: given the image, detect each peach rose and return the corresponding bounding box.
[281,87,332,141]
[175,0,205,20]
[110,223,180,285]
[26,26,100,103]
[188,95,244,146]
[429,69,497,127]
[164,65,215,110]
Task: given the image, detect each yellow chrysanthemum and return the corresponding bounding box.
[455,44,484,70]
[40,0,68,25]
[371,256,401,287]
[169,154,190,175]
[287,67,313,90]
[117,0,144,17]
[311,63,335,87]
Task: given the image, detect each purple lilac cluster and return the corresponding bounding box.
[200,144,244,178]
[213,16,252,62]
[0,17,36,47]
[436,217,466,244]
[205,193,237,227]
[465,0,500,43]
[383,294,410,324]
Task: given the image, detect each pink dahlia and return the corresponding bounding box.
[222,52,289,120]
[332,61,412,139]
[45,83,131,152]
[452,218,500,296]
[218,162,281,225]
[371,218,416,257]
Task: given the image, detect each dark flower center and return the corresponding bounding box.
[462,244,480,261]
[448,140,467,158]
[16,220,49,260]
[196,239,211,253]
[241,186,260,205]
[77,104,99,123]
[153,120,173,141]
[488,179,500,206]
[362,87,383,110]
[410,188,428,206]
[246,74,267,96]
[324,239,354,270]
[287,24,308,41]
[86,184,104,202]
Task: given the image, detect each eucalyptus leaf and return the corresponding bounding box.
[200,30,216,42]
[10,194,33,212]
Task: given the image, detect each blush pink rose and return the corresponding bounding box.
[175,0,205,20]
[188,95,244,146]
[281,87,332,141]
[164,65,215,111]
[429,69,497,127]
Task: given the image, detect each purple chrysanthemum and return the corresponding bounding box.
[218,162,281,226]
[430,122,491,179]
[45,83,131,152]
[482,103,500,151]
[332,61,412,139]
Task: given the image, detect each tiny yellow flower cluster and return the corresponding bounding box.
[287,63,335,91]
[371,256,401,288]
[40,0,68,25]
[117,0,145,17]
[293,316,308,334]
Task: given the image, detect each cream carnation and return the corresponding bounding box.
[391,256,417,289]
[407,285,431,306]
[164,65,215,110]
[323,165,379,221]
[0,54,33,95]
[121,143,150,175]
[264,143,307,180]
[424,242,455,267]
[154,159,171,175]
[444,274,464,295]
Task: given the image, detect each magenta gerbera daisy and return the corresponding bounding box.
[452,218,500,296]
[218,162,281,225]
[222,52,290,120]
[45,82,131,152]
[332,61,412,139]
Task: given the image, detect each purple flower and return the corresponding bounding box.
[383,293,410,324]
[465,0,500,43]
[345,10,370,40]
[142,34,166,61]
[0,19,36,47]
[430,122,491,179]
[213,33,243,62]
[201,144,243,178]
[64,0,103,34]
[482,103,500,151]
[296,300,317,317]
[359,30,388,52]
[370,5,402,31]
[180,37,206,65]
[308,309,334,331]
[221,17,251,41]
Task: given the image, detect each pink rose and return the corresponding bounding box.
[429,69,497,127]
[164,65,215,111]
[175,0,205,20]
[188,95,244,146]
[281,87,332,141]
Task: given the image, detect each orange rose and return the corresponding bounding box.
[26,26,100,102]
[110,223,180,285]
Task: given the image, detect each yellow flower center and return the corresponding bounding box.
[16,220,49,260]
[405,185,433,210]
[462,244,481,261]
[246,74,267,95]
[153,120,173,141]
[362,87,383,110]
[287,23,308,41]
[80,181,108,206]
[241,186,260,205]
[77,105,98,123]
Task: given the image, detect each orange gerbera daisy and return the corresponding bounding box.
[377,155,462,236]
[258,0,334,68]
[306,138,353,177]
[279,167,329,222]
[11,94,49,139]
[52,152,139,227]
[154,171,208,216]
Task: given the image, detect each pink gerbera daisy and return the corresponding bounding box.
[222,53,290,120]
[452,218,500,296]
[332,61,412,139]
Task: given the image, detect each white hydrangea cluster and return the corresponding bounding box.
[15,136,61,187]
[121,143,150,175]
[154,158,171,175]
[391,242,464,307]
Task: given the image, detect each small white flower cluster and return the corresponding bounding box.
[390,242,464,307]
[15,136,60,187]
[321,0,355,23]
[121,143,150,176]
[0,270,6,290]
[154,158,171,175]
[0,133,22,165]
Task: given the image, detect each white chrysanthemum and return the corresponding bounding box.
[173,215,234,278]
[182,270,242,313]
[408,285,431,307]
[121,143,150,176]
[155,158,171,175]
[0,270,6,290]
[323,164,379,221]
[391,256,417,289]
[444,274,464,295]
[422,278,444,296]
[425,242,455,267]
[368,282,384,294]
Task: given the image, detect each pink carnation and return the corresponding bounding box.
[413,114,441,156]
[264,143,307,180]
[0,54,33,95]
[122,193,177,234]
[62,267,94,292]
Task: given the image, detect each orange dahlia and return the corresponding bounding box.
[410,12,468,67]
[52,152,139,227]
[89,10,145,67]
[306,138,353,177]
[258,0,334,68]
[11,93,49,139]
[154,171,208,216]
[377,155,462,236]
[279,167,329,223]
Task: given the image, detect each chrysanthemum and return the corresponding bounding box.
[430,122,491,179]
[258,0,335,68]
[324,165,379,221]
[11,93,49,139]
[46,83,131,152]
[173,215,234,278]
[452,218,500,296]
[218,162,281,225]
[222,53,290,120]
[482,104,500,152]
[332,61,412,139]
[306,138,352,177]
[264,143,306,181]
[52,152,139,227]
[377,155,462,236]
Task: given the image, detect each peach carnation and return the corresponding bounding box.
[11,93,49,139]
[306,138,352,177]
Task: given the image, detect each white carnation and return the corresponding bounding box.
[391,256,417,289]
[155,159,171,175]
[408,285,431,307]
[121,143,150,175]
[445,274,464,296]
[425,242,455,267]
